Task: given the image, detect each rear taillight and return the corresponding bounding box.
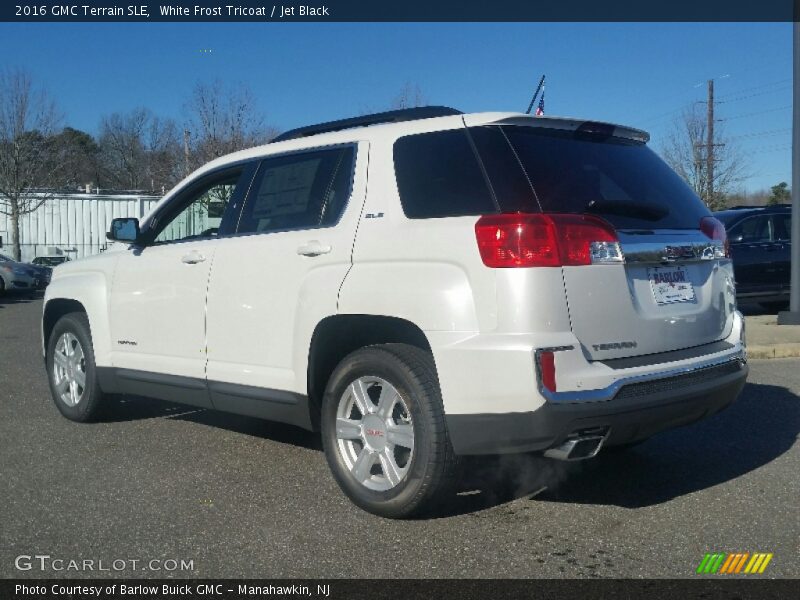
[474,213,622,268]
[699,216,730,258]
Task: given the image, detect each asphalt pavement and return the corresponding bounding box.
[1,293,798,579]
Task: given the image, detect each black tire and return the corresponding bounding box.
[321,343,459,519]
[759,301,789,313]
[0,276,5,295]
[46,312,107,422]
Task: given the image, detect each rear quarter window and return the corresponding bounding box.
[393,129,498,219]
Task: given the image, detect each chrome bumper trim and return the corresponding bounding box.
[536,348,747,404]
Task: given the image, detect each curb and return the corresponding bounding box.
[746,343,800,360]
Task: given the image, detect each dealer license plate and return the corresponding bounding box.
[648,266,695,305]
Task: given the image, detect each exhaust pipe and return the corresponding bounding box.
[544,434,606,461]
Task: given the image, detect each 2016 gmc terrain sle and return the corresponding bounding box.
[42,107,748,518]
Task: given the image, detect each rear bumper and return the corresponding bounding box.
[446,357,748,455]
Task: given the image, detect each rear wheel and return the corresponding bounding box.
[321,344,459,518]
[46,312,107,422]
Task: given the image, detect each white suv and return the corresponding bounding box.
[42,107,748,518]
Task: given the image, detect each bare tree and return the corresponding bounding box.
[185,80,278,169]
[0,69,62,260]
[661,104,746,210]
[50,127,101,190]
[98,108,181,192]
[390,82,427,110]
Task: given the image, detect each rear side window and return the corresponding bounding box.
[728,215,772,243]
[773,213,791,241]
[498,126,710,229]
[237,146,354,234]
[393,129,497,218]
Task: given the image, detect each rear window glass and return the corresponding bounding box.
[393,129,497,218]
[393,125,709,229]
[497,126,710,229]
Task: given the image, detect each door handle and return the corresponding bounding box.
[297,241,332,257]
[181,251,206,264]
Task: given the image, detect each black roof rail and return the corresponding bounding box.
[725,204,792,210]
[272,106,463,143]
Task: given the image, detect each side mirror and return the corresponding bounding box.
[107,218,140,243]
[730,234,744,244]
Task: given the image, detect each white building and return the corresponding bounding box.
[0,193,160,262]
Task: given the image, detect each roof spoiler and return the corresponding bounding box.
[464,114,650,144]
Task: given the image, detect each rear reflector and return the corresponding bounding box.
[538,351,557,393]
[475,213,622,268]
[699,216,730,258]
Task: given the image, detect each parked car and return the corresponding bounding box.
[0,253,42,293]
[714,204,791,311]
[42,107,747,518]
[28,262,53,287]
[32,255,70,267]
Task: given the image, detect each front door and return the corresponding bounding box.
[108,165,254,385]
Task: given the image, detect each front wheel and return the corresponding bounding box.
[321,344,459,518]
[46,312,107,422]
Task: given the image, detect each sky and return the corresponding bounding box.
[0,22,793,192]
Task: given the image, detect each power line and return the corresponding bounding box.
[725,105,792,120]
[728,127,792,140]
[718,85,793,104]
[716,77,792,100]
[747,144,791,153]
[637,77,791,125]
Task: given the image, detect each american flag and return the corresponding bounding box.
[535,88,545,116]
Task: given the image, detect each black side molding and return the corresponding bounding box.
[96,367,313,430]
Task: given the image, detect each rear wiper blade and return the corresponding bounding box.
[585,198,668,222]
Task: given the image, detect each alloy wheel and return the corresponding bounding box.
[335,376,415,491]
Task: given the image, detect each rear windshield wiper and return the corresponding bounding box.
[584,198,668,222]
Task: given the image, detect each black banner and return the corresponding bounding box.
[0,0,798,23]
[2,579,798,600]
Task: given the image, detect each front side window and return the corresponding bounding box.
[152,170,245,244]
[237,146,354,235]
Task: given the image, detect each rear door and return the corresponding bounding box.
[205,143,365,404]
[771,212,792,292]
[727,214,776,294]
[473,122,735,361]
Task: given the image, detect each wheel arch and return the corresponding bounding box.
[43,270,113,365]
[306,314,432,429]
[43,298,88,352]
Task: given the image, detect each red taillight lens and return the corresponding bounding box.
[474,213,620,268]
[699,216,730,258]
[538,351,557,393]
[474,213,559,267]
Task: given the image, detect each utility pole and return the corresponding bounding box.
[696,80,725,208]
[706,79,715,204]
[778,21,800,325]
